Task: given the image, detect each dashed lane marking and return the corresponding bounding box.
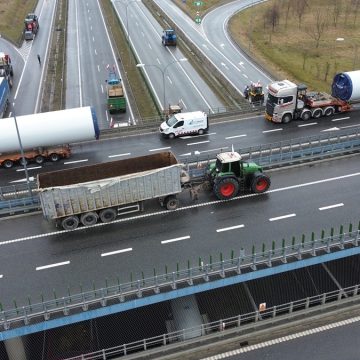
[36,261,70,271]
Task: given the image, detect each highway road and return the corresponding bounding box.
[0,155,359,308]
[1,110,359,186]
[205,316,360,360]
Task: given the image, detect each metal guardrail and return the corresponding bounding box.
[1,127,360,216]
[1,229,359,331]
[63,282,360,359]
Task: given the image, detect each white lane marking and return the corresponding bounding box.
[181,132,216,139]
[16,167,42,172]
[156,58,161,65]
[180,98,187,109]
[148,43,152,50]
[239,62,245,68]
[161,236,190,244]
[187,140,210,146]
[319,203,344,211]
[101,248,132,257]
[108,153,131,158]
[331,117,350,122]
[217,224,244,233]
[2,172,360,247]
[195,146,229,154]
[167,75,172,84]
[64,159,88,165]
[101,84,104,93]
[339,123,360,129]
[10,177,35,183]
[269,213,296,222]
[36,261,70,271]
[95,49,97,55]
[242,73,248,79]
[199,316,360,360]
[149,147,171,152]
[179,152,192,156]
[97,65,100,72]
[0,275,3,279]
[297,122,317,127]
[263,128,283,133]
[92,36,95,42]
[225,134,247,139]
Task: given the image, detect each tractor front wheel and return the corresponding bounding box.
[213,177,239,200]
[251,173,271,193]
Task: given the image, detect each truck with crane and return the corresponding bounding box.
[106,66,126,113]
[162,29,177,46]
[0,107,99,168]
[24,13,39,40]
[38,150,270,230]
[265,70,360,123]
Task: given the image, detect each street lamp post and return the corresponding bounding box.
[136,58,187,109]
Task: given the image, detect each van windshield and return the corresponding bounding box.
[166,115,178,127]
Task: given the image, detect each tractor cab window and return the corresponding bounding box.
[173,120,184,128]
[230,161,241,177]
[279,96,293,104]
[166,115,178,127]
[216,159,228,172]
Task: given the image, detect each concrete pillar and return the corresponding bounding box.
[170,294,203,340]
[4,336,27,360]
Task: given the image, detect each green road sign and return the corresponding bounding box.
[195,16,202,24]
[194,1,204,6]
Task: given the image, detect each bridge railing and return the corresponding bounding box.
[1,229,359,331]
[62,282,360,359]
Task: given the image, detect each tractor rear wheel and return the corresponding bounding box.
[251,173,271,193]
[213,177,239,200]
[164,195,179,210]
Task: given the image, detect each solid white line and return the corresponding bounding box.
[149,147,171,152]
[161,236,190,244]
[262,128,283,133]
[36,261,70,271]
[187,140,210,146]
[297,122,317,127]
[217,224,244,233]
[269,213,296,222]
[101,248,132,257]
[225,134,247,139]
[108,153,131,158]
[16,166,42,172]
[331,117,350,122]
[319,203,344,211]
[179,152,192,156]
[64,159,88,165]
[181,133,216,139]
[197,147,229,154]
[339,124,360,129]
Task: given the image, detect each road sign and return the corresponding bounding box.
[194,1,204,5]
[195,15,202,24]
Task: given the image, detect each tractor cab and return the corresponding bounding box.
[214,151,242,177]
[249,82,265,104]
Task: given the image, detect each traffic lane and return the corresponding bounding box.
[216,318,360,360]
[0,158,359,306]
[1,110,360,186]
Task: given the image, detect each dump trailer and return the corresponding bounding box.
[24,13,39,40]
[106,66,126,113]
[0,77,10,118]
[0,106,99,168]
[38,150,271,230]
[265,70,360,123]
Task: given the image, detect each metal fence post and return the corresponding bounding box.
[296,244,302,260]
[289,302,293,314]
[101,288,107,307]
[326,236,331,253]
[255,311,259,322]
[267,250,272,267]
[63,297,69,315]
[119,284,124,303]
[251,253,257,271]
[220,260,225,278]
[305,298,310,309]
[272,305,276,318]
[188,268,193,286]
[354,285,359,296]
[322,293,326,305]
[203,264,209,282]
[237,314,241,327]
[282,247,287,263]
[137,280,142,298]
[171,272,177,290]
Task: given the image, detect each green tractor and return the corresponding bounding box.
[207,151,270,200]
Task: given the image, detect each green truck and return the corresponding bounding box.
[106,66,126,113]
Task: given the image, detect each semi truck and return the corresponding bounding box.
[0,77,10,118]
[38,150,271,230]
[0,52,14,88]
[265,70,360,123]
[24,13,39,40]
[0,107,99,168]
[106,66,126,113]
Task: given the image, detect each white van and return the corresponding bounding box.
[159,111,208,139]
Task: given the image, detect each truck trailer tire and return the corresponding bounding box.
[80,212,99,226]
[61,216,79,230]
[49,153,60,162]
[2,159,14,169]
[251,173,271,193]
[164,195,179,210]
[312,108,322,118]
[99,208,117,223]
[35,155,45,164]
[324,107,335,116]
[213,177,239,200]
[301,111,311,121]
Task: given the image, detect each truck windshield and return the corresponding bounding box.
[267,93,279,104]
[166,116,178,126]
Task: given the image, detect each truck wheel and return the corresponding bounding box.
[99,208,117,223]
[198,129,204,135]
[61,216,79,230]
[168,133,175,139]
[35,155,45,164]
[80,212,99,226]
[3,160,14,169]
[214,177,239,200]
[164,195,179,210]
[282,114,292,124]
[251,173,271,193]
[324,107,334,116]
[301,111,311,121]
[312,108,322,118]
[49,153,60,162]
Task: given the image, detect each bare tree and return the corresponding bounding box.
[352,0,360,26]
[267,3,280,31]
[284,0,292,28]
[306,9,328,48]
[331,0,342,27]
[292,0,309,28]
